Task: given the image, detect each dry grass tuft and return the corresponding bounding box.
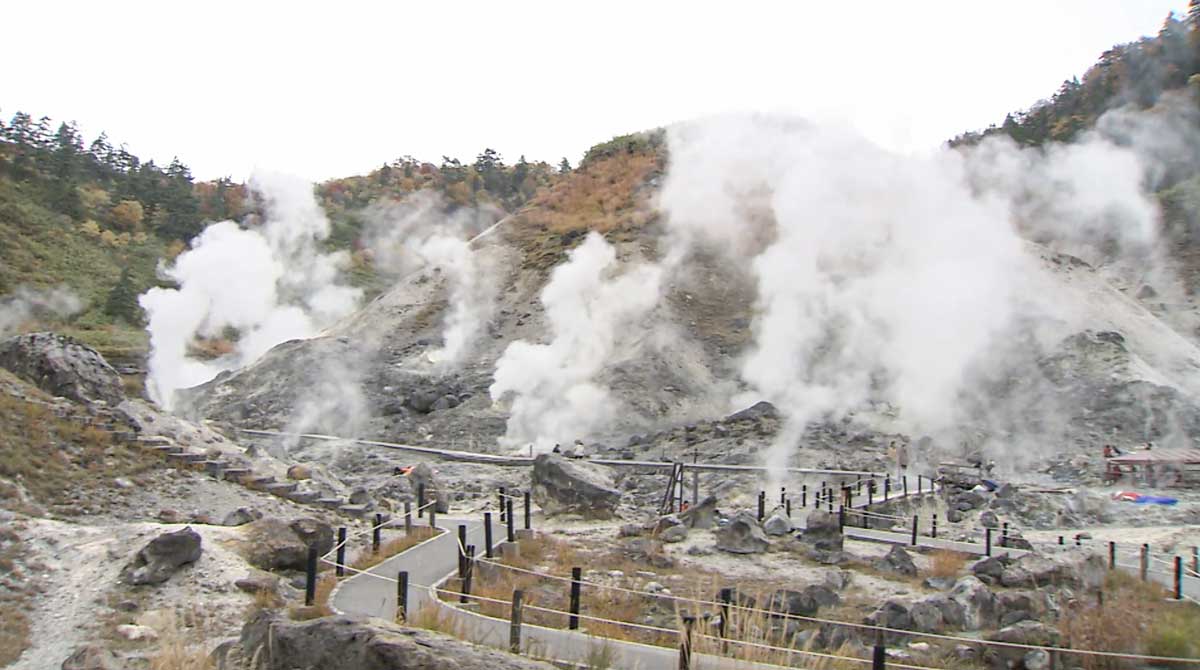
[1060,570,1200,669]
[288,574,336,621]
[928,549,969,579]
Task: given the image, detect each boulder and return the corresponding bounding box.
[796,510,844,563]
[983,621,1060,669]
[229,611,558,670]
[715,511,770,554]
[876,545,917,577]
[979,510,999,529]
[908,601,945,633]
[949,576,996,631]
[0,332,124,405]
[762,508,793,536]
[287,464,313,481]
[1000,553,1105,590]
[766,585,840,617]
[865,600,913,643]
[924,594,966,629]
[945,509,965,523]
[408,463,449,514]
[120,527,202,585]
[222,507,263,527]
[404,389,442,414]
[951,491,986,512]
[62,644,119,670]
[970,556,1010,585]
[235,573,280,594]
[678,495,719,529]
[242,518,334,571]
[531,454,620,519]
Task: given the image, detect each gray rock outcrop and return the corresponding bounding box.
[242,518,334,571]
[796,510,844,563]
[0,332,124,405]
[120,527,202,585]
[762,508,793,536]
[679,495,719,529]
[531,454,620,519]
[876,545,917,577]
[715,511,770,554]
[219,611,558,670]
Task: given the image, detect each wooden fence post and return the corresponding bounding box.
[569,566,582,630]
[507,498,515,542]
[524,491,532,530]
[397,570,409,622]
[931,513,938,539]
[304,545,317,606]
[336,527,347,576]
[679,613,695,670]
[418,484,426,518]
[460,546,475,603]
[499,487,506,522]
[872,627,886,670]
[373,513,383,553]
[1140,544,1149,581]
[757,491,765,521]
[985,528,992,557]
[801,485,807,508]
[404,501,412,535]
[484,512,494,558]
[458,524,468,578]
[911,515,918,546]
[1109,541,1116,569]
[1174,556,1183,600]
[510,589,524,653]
[718,588,731,652]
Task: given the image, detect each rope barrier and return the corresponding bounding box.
[466,552,1200,664]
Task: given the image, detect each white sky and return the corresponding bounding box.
[1,1,1188,182]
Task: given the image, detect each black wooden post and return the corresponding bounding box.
[1002,522,1009,547]
[679,613,695,670]
[418,484,426,518]
[1075,534,1082,547]
[902,475,907,497]
[569,566,582,630]
[499,487,506,522]
[404,501,413,535]
[484,512,494,558]
[872,628,886,670]
[1193,546,1199,576]
[397,570,409,621]
[460,546,475,603]
[868,484,874,507]
[373,513,383,553]
[510,589,524,653]
[524,491,532,530]
[917,474,922,494]
[506,498,515,542]
[931,513,938,539]
[429,505,436,529]
[786,499,792,518]
[718,588,731,652]
[1109,541,1116,569]
[692,457,699,506]
[458,524,468,578]
[838,504,845,530]
[757,491,765,521]
[1058,535,1064,545]
[884,478,890,501]
[985,528,993,557]
[304,545,317,606]
[780,487,787,505]
[801,484,807,508]
[336,527,347,576]
[1141,543,1149,581]
[911,515,918,546]
[1174,556,1183,600]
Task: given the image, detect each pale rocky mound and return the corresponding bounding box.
[0,332,123,405]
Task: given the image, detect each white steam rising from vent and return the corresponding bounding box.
[139,172,361,409]
[490,232,661,452]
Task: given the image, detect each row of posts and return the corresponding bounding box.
[754,474,931,522]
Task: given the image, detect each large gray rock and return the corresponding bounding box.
[762,508,793,536]
[120,527,202,585]
[679,495,719,529]
[242,518,334,571]
[531,454,620,519]
[715,511,770,554]
[796,510,844,563]
[1000,552,1105,589]
[0,332,124,405]
[766,585,839,617]
[408,463,449,513]
[222,611,558,670]
[876,545,917,577]
[865,600,913,643]
[949,576,997,631]
[983,621,1060,669]
[908,600,945,633]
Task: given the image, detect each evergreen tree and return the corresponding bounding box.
[558,157,572,174]
[105,267,142,324]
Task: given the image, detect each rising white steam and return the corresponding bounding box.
[0,285,84,337]
[363,191,503,369]
[657,113,1170,479]
[139,172,361,409]
[490,232,662,452]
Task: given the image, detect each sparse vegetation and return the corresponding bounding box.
[0,524,32,666]
[928,548,969,579]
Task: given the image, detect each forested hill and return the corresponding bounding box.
[950,5,1200,148]
[0,112,569,356]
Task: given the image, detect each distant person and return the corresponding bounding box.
[552,444,562,454]
[897,442,910,477]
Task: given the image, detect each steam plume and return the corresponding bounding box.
[139,172,361,409]
[0,285,84,337]
[490,232,661,452]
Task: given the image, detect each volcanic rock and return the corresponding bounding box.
[876,545,917,577]
[762,508,793,536]
[242,518,334,571]
[796,509,844,563]
[531,454,620,519]
[120,527,202,585]
[715,511,770,554]
[0,332,124,405]
[678,494,719,529]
